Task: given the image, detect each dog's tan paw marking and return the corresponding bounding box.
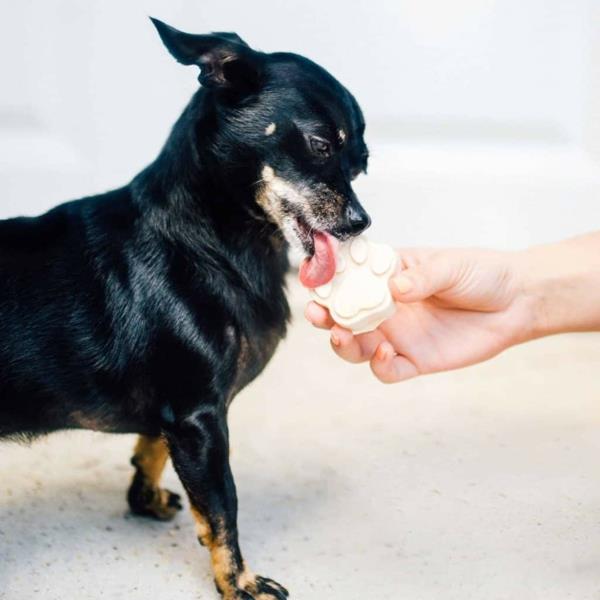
[311,235,397,334]
[223,573,289,600]
[246,575,289,600]
[128,483,182,521]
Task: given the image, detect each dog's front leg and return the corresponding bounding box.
[164,410,289,600]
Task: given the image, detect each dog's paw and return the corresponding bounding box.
[245,576,289,599]
[128,484,183,521]
[222,574,289,600]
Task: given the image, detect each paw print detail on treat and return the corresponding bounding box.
[310,235,397,334]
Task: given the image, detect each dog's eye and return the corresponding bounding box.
[309,136,332,159]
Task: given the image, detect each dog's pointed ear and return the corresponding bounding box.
[210,32,249,47]
[150,18,261,91]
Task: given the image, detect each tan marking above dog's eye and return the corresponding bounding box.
[265,122,276,136]
[261,165,275,182]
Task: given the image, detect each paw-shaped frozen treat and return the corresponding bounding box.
[310,236,398,334]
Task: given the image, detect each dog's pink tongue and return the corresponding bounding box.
[299,232,338,288]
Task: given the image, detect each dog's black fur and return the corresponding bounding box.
[0,19,370,599]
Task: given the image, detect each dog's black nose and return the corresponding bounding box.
[345,201,371,235]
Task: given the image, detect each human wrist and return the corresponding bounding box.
[514,233,600,339]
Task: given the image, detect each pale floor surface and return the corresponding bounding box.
[1,281,600,600]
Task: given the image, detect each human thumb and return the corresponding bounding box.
[389,255,458,302]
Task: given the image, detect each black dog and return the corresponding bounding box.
[0,18,370,599]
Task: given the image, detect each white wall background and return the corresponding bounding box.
[1,0,599,248]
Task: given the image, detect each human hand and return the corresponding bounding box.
[305,247,538,383]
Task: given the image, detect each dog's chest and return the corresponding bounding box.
[229,325,284,402]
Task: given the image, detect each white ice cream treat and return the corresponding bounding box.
[310,236,398,334]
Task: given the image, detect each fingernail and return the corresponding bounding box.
[331,333,340,347]
[391,275,413,294]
